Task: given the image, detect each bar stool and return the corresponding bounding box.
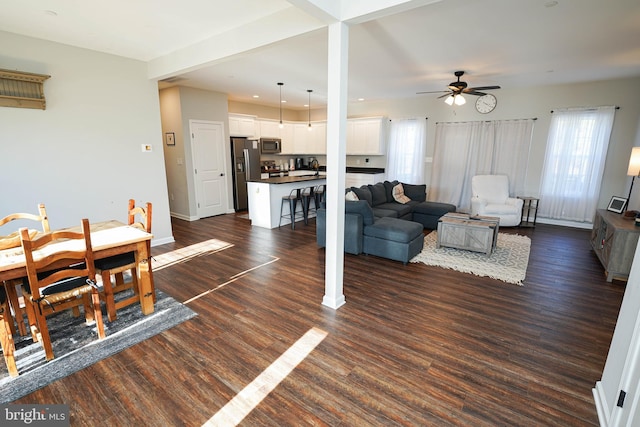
[279,188,304,229]
[300,186,316,224]
[313,184,325,209]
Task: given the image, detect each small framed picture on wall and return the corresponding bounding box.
[165,132,175,146]
[607,196,627,214]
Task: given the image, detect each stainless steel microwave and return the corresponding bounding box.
[260,138,281,154]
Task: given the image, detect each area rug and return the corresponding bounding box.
[410,231,531,285]
[0,290,197,403]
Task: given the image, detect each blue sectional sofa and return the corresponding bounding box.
[316,180,456,264]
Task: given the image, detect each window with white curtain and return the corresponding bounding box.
[386,118,426,184]
[430,119,535,211]
[538,106,616,222]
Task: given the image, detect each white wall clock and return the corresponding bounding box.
[475,94,497,114]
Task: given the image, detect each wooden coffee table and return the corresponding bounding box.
[437,213,500,257]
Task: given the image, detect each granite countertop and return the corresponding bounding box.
[252,175,326,184]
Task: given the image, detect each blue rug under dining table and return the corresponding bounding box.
[0,290,197,403]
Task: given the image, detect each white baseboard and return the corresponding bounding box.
[170,212,199,221]
[537,217,593,229]
[150,236,175,247]
[593,381,610,427]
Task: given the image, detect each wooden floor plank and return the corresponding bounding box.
[11,214,624,426]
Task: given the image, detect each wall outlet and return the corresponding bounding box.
[365,158,369,163]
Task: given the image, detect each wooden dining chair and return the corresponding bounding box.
[20,218,105,361]
[0,286,18,376]
[0,203,50,248]
[0,203,50,337]
[96,199,153,322]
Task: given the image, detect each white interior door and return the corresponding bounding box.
[594,239,640,426]
[190,120,227,218]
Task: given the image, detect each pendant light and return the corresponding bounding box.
[277,82,284,129]
[307,89,313,131]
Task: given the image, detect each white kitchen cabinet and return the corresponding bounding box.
[229,114,256,137]
[279,122,296,154]
[307,122,326,154]
[281,121,327,155]
[281,122,310,154]
[258,119,281,138]
[346,117,387,155]
[292,123,310,154]
[345,172,386,188]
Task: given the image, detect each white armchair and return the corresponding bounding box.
[470,175,523,227]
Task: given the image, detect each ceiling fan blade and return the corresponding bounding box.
[467,85,501,91]
[464,91,487,97]
[416,90,449,94]
[437,93,453,99]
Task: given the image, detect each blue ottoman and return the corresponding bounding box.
[363,217,424,264]
[412,201,457,229]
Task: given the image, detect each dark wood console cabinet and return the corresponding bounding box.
[590,209,640,282]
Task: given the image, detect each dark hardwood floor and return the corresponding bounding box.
[16,213,625,426]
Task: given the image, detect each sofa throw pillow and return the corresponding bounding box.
[383,180,400,203]
[345,190,359,201]
[401,183,427,202]
[345,200,375,225]
[351,186,373,206]
[368,183,387,206]
[392,183,411,204]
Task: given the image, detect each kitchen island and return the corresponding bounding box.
[247,174,326,229]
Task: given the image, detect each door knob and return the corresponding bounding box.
[220,173,224,176]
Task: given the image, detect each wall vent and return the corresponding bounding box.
[0,68,51,110]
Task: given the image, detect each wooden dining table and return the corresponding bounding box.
[0,219,154,377]
[0,219,155,319]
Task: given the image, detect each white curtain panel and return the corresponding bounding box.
[430,119,535,211]
[538,106,616,222]
[386,118,427,184]
[492,119,535,195]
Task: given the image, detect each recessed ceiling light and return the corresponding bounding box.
[44,10,58,16]
[252,95,259,98]
[358,98,365,101]
[281,100,287,103]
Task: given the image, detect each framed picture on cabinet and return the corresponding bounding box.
[607,196,627,214]
[165,132,175,146]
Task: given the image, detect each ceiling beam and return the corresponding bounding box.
[147,6,325,81]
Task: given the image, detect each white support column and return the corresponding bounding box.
[322,21,348,310]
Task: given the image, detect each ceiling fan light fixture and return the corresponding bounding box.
[277,82,284,129]
[444,95,454,105]
[454,94,466,105]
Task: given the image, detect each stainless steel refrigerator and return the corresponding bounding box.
[231,137,261,211]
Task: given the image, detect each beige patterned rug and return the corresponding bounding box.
[410,231,531,285]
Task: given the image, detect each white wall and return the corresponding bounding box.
[159,86,231,220]
[0,31,173,244]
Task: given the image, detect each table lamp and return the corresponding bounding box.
[626,147,640,214]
